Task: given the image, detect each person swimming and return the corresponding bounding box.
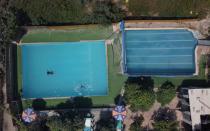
[80,84,86,89]
[47,70,54,75]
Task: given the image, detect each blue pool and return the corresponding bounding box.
[123,29,198,76]
[21,41,108,99]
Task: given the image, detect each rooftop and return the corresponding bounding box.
[188,88,210,130]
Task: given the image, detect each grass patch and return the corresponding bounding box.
[22,25,113,43]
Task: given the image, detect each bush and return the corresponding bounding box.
[156,81,176,106]
[130,115,144,131]
[124,84,155,111]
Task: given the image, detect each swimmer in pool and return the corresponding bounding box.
[80,84,86,89]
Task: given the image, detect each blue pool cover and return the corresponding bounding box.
[123,29,198,76]
[21,41,108,99]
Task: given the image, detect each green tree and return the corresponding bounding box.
[0,0,17,69]
[130,115,144,131]
[15,0,86,25]
[0,1,17,130]
[156,81,176,106]
[14,0,125,25]
[85,0,125,24]
[124,84,155,111]
[0,2,17,44]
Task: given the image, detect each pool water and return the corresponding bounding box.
[124,29,198,76]
[21,41,108,99]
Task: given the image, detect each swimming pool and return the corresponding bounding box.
[122,29,198,76]
[21,41,108,99]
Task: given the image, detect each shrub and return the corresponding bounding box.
[156,81,176,106]
[124,84,155,111]
[130,115,144,131]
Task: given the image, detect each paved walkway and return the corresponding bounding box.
[166,96,183,129]
[2,81,16,131]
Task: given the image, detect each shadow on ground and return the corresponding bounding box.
[125,77,154,90]
[32,99,47,110]
[56,97,93,109]
[177,79,210,92]
[95,111,116,131]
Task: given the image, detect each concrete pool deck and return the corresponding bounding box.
[123,17,210,39]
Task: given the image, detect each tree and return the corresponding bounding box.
[156,81,176,106]
[96,116,116,131]
[14,0,126,25]
[152,107,178,131]
[15,0,86,25]
[130,115,144,131]
[83,0,125,24]
[46,111,84,131]
[124,83,155,111]
[0,0,17,66]
[0,1,17,130]
[0,1,17,43]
